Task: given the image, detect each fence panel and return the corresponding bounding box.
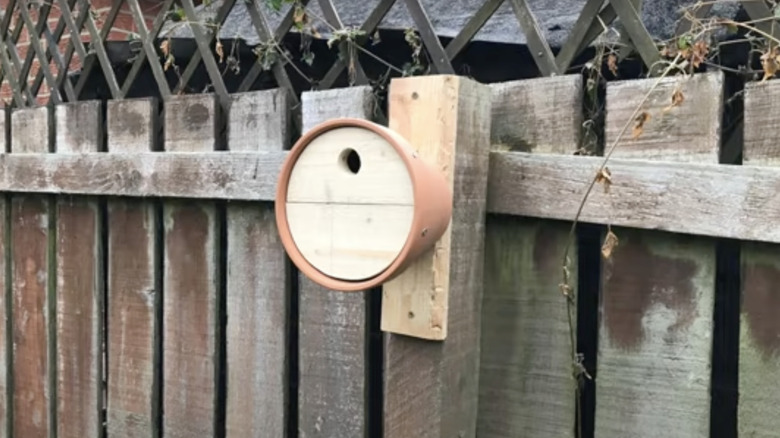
[54,101,104,438]
[162,94,222,437]
[297,86,376,438]
[595,71,723,437]
[477,75,583,438]
[9,106,54,438]
[105,97,161,437]
[739,78,780,438]
[225,88,291,437]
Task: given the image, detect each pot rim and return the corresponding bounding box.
[275,117,445,292]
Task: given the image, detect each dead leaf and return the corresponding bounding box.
[663,89,685,113]
[160,39,170,57]
[632,112,650,140]
[601,229,619,260]
[761,47,780,81]
[595,167,612,193]
[215,41,224,64]
[607,53,618,76]
[691,40,709,68]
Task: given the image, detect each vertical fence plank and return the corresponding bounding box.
[225,89,290,437]
[9,106,54,438]
[477,75,583,438]
[382,75,491,438]
[106,98,160,437]
[739,79,780,438]
[54,101,104,438]
[0,109,7,438]
[595,71,723,437]
[298,86,375,438]
[162,94,221,438]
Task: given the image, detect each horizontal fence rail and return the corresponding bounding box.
[1,146,780,245]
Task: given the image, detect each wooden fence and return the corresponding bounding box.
[0,69,778,438]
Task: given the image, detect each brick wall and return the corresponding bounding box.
[0,0,164,104]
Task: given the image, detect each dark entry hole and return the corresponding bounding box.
[339,148,361,174]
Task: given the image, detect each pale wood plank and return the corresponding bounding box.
[477,75,582,438]
[106,98,160,437]
[298,86,375,438]
[54,101,103,438]
[594,71,723,437]
[9,106,53,438]
[224,88,290,437]
[162,94,220,438]
[383,75,491,437]
[738,79,780,438]
[0,109,7,438]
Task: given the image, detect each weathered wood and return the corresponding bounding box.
[54,101,103,438]
[225,89,290,437]
[0,109,8,438]
[0,151,284,201]
[478,76,582,438]
[738,79,780,438]
[9,146,780,246]
[491,75,583,153]
[162,94,220,438]
[105,98,160,437]
[383,75,491,437]
[594,71,722,437]
[486,152,780,244]
[298,86,374,438]
[10,106,53,438]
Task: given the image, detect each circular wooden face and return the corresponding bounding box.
[285,126,414,281]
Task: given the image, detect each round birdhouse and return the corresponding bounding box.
[275,118,452,292]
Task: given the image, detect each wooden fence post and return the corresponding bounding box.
[0,108,8,438]
[297,86,377,438]
[477,75,583,438]
[739,79,780,437]
[54,100,104,438]
[105,98,161,437]
[225,88,290,437]
[9,106,54,438]
[382,75,491,438]
[595,71,723,437]
[162,94,221,437]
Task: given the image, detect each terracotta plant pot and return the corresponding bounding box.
[275,118,452,292]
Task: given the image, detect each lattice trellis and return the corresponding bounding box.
[0,0,777,114]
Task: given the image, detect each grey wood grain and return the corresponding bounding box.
[297,85,375,438]
[105,98,161,438]
[594,71,722,438]
[383,76,491,438]
[478,75,582,438]
[9,107,53,438]
[225,88,290,438]
[54,101,103,438]
[738,79,780,438]
[162,94,220,438]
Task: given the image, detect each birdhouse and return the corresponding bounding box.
[275,118,453,292]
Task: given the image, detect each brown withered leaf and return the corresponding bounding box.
[595,167,612,193]
[601,229,619,260]
[607,53,618,76]
[632,112,651,140]
[215,41,224,64]
[663,88,685,113]
[761,47,780,81]
[691,40,709,68]
[160,39,170,57]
